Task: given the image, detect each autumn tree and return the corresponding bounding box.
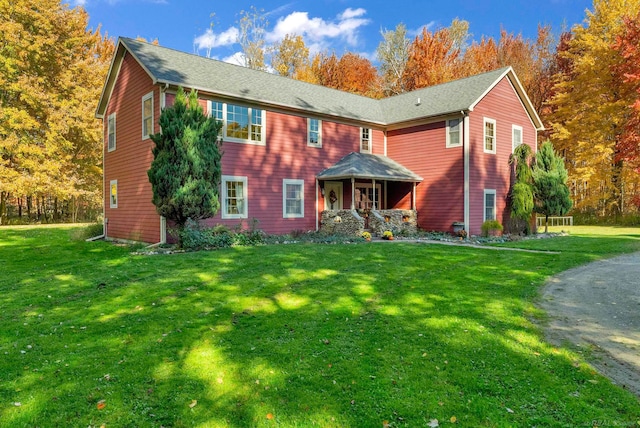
[312,52,380,97]
[402,26,462,90]
[533,141,573,232]
[549,0,640,217]
[0,0,114,223]
[376,23,410,96]
[237,6,267,70]
[270,34,311,79]
[147,88,223,244]
[613,12,640,171]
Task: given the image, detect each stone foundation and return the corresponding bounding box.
[320,209,417,237]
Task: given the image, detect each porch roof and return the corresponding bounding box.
[317,152,423,183]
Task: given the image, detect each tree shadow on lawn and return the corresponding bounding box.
[2,238,640,426]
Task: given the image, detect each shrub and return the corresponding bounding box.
[361,231,371,240]
[71,223,104,241]
[382,230,394,240]
[481,220,503,237]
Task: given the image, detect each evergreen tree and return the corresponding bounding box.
[509,143,535,234]
[147,88,223,239]
[533,141,573,233]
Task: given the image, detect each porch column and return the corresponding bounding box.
[384,181,388,209]
[412,182,416,210]
[351,177,355,209]
[372,179,377,209]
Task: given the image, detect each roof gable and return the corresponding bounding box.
[97,37,543,130]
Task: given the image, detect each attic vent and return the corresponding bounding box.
[416,97,421,106]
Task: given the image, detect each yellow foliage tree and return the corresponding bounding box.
[270,34,311,80]
[549,0,640,216]
[0,0,114,222]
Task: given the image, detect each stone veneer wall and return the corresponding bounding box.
[320,209,417,237]
[369,210,417,236]
[320,210,365,236]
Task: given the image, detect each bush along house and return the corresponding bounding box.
[96,37,543,244]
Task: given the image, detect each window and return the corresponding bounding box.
[512,125,523,152]
[142,92,154,139]
[221,176,247,219]
[360,127,371,153]
[446,118,462,147]
[109,180,118,209]
[208,101,265,145]
[355,184,381,210]
[283,179,304,218]
[484,118,496,154]
[484,189,496,222]
[107,113,116,152]
[308,118,322,147]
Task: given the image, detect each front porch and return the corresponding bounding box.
[316,152,423,237]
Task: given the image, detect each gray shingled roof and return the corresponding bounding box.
[119,37,386,124]
[97,37,542,129]
[317,152,423,182]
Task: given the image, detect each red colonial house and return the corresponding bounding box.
[96,37,543,244]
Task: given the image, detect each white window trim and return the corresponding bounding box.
[221,175,248,219]
[109,179,118,209]
[107,113,116,152]
[307,118,322,147]
[208,100,266,146]
[283,179,304,218]
[360,127,372,153]
[446,118,462,148]
[483,189,496,222]
[484,118,496,154]
[512,124,523,152]
[142,91,154,140]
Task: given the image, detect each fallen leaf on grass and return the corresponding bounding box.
[506,407,514,414]
[189,400,197,408]
[13,402,21,407]
[97,400,106,410]
[450,416,457,423]
[427,419,439,427]
[266,413,274,420]
[382,421,390,427]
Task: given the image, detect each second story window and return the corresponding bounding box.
[142,92,154,139]
[308,118,322,147]
[360,127,371,153]
[107,113,116,151]
[484,118,496,154]
[208,100,265,145]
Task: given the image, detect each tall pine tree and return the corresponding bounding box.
[147,88,223,239]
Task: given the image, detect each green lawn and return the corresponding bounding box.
[1,225,639,427]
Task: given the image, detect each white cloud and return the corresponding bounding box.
[221,51,245,66]
[194,26,239,53]
[71,0,87,5]
[338,7,366,20]
[267,8,371,48]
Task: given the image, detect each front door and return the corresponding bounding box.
[324,181,343,210]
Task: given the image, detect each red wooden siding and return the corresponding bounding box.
[103,53,161,243]
[197,109,365,234]
[387,122,464,232]
[467,77,537,235]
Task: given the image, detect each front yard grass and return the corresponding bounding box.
[1,225,639,427]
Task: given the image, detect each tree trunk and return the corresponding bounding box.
[545,214,549,234]
[26,196,32,221]
[0,191,6,225]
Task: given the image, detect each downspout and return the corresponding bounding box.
[463,112,470,235]
[315,178,319,231]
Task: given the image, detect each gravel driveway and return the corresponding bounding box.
[539,252,640,396]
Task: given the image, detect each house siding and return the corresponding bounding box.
[387,122,464,232]
[103,52,161,243]
[467,77,537,235]
[196,108,365,234]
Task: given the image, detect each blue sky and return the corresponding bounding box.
[76,0,594,65]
